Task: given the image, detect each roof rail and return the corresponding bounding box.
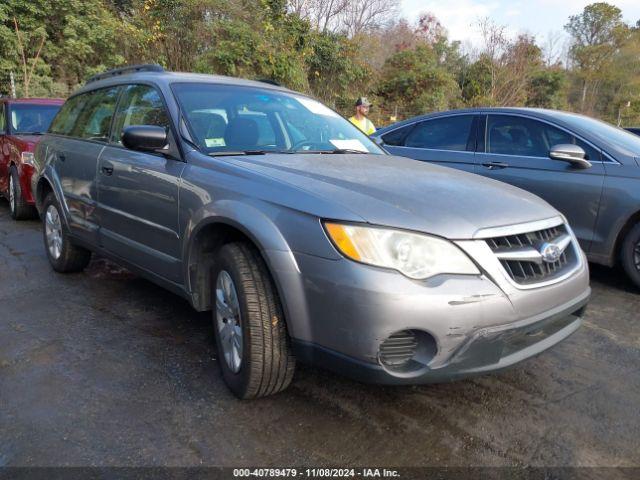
[86,64,164,84]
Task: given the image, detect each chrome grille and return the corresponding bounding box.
[485,224,578,286]
[379,330,417,368]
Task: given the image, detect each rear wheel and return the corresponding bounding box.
[8,166,36,220]
[42,192,92,273]
[212,242,295,399]
[621,222,640,290]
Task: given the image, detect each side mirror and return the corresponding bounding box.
[122,125,168,153]
[549,144,592,169]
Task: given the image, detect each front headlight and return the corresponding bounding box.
[324,222,480,280]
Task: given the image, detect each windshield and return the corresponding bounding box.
[553,111,640,157]
[9,104,61,134]
[171,83,384,155]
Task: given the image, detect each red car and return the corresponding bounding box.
[0,97,63,219]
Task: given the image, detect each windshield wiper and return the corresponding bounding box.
[207,149,299,157]
[208,150,268,157]
[293,148,369,154]
[14,131,45,135]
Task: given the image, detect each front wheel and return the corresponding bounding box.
[212,242,295,399]
[42,192,92,273]
[621,222,640,290]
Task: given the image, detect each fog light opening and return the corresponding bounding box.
[378,329,437,373]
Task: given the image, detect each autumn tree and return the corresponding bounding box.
[565,2,629,113]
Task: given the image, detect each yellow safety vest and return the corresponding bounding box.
[349,116,376,135]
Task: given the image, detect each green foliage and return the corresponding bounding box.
[526,69,568,109]
[377,45,461,117]
[460,56,492,106]
[0,0,124,96]
[1,0,639,128]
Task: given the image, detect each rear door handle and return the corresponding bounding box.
[58,153,66,162]
[101,162,114,176]
[481,161,509,170]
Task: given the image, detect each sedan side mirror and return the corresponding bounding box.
[122,125,168,153]
[549,144,592,169]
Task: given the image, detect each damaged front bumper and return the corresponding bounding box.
[286,239,590,385]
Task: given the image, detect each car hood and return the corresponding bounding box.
[226,153,559,239]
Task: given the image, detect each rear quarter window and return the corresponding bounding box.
[49,95,88,136]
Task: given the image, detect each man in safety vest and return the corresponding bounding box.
[349,97,376,135]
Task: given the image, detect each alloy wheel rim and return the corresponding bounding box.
[215,270,243,373]
[634,240,640,272]
[9,175,15,213]
[45,205,63,260]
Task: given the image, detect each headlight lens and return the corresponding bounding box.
[21,152,35,165]
[324,222,480,280]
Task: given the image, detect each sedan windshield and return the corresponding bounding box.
[171,83,384,155]
[9,104,61,134]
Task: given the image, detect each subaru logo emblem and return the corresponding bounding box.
[540,242,562,263]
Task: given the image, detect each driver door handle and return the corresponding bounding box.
[481,161,509,170]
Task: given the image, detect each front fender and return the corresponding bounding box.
[183,199,311,339]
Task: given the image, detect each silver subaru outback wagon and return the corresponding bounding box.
[32,65,590,398]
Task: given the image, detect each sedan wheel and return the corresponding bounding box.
[216,270,243,373]
[621,222,640,290]
[45,204,63,260]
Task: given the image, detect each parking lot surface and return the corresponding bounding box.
[1,198,639,468]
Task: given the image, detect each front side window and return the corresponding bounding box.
[50,95,88,136]
[70,87,121,142]
[9,103,61,134]
[111,84,170,144]
[403,115,474,151]
[171,83,384,154]
[487,115,601,160]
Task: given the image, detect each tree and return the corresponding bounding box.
[0,0,124,96]
[377,45,460,118]
[526,68,567,109]
[565,2,629,113]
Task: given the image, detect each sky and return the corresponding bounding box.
[401,0,640,51]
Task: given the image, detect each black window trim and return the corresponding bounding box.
[382,112,478,153]
[106,81,184,161]
[48,86,122,144]
[48,80,184,161]
[482,112,619,165]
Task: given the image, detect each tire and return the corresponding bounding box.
[8,166,36,220]
[42,192,92,273]
[212,242,295,399]
[621,223,640,290]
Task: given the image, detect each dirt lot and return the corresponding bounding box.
[0,197,639,468]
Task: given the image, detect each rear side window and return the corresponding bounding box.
[404,115,474,151]
[111,84,170,144]
[50,95,88,135]
[70,87,121,142]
